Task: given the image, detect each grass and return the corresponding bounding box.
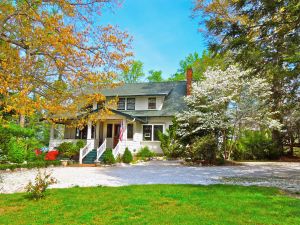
[0,185,299,225]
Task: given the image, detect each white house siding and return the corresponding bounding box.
[106,96,164,110]
[135,96,164,110]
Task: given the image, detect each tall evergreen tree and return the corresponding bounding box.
[194,0,300,153]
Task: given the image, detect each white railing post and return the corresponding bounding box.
[79,142,92,164]
[96,138,107,162]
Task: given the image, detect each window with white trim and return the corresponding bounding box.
[117,97,135,110]
[148,97,156,109]
[127,124,133,139]
[117,98,125,110]
[126,98,135,110]
[142,124,164,141]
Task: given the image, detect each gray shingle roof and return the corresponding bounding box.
[110,81,188,118]
[101,82,177,97]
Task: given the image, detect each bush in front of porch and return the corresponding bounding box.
[56,140,85,159]
[122,148,133,163]
[102,149,115,164]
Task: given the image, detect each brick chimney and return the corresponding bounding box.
[186,67,193,95]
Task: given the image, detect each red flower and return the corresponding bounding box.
[35,149,42,156]
[45,150,59,161]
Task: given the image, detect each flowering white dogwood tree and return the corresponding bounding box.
[177,65,281,159]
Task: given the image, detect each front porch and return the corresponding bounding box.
[49,113,170,164]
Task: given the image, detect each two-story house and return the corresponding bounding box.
[48,69,193,163]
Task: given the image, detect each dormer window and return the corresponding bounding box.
[117,97,135,110]
[126,98,135,110]
[117,98,126,110]
[148,97,156,109]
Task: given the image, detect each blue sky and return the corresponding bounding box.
[100,0,207,79]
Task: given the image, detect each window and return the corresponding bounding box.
[117,98,125,110]
[127,124,133,139]
[143,124,164,141]
[126,98,135,110]
[148,97,156,109]
[143,125,152,141]
[107,124,113,138]
[75,126,87,139]
[154,125,163,141]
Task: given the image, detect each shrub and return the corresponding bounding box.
[56,141,84,159]
[0,160,61,170]
[76,140,85,149]
[57,142,75,155]
[122,148,133,163]
[25,170,57,200]
[102,149,115,164]
[158,119,184,158]
[45,150,59,161]
[188,134,218,163]
[233,130,278,160]
[7,138,26,163]
[116,154,122,163]
[136,146,155,159]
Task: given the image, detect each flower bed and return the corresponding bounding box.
[0,160,61,171]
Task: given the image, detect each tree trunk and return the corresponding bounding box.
[271,76,284,155]
[222,129,227,159]
[19,115,25,127]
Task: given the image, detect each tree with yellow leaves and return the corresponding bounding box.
[0,0,132,127]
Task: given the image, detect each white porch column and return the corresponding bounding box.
[96,121,100,147]
[87,121,92,140]
[50,124,55,139]
[122,118,127,141]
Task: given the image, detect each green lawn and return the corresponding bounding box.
[0,185,299,225]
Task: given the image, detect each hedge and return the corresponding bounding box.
[0,160,61,170]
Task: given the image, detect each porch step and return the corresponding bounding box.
[82,149,97,164]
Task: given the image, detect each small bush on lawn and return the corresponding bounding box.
[25,170,57,200]
[136,146,155,159]
[102,149,115,164]
[122,148,133,163]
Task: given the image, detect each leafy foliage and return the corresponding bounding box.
[121,60,145,83]
[187,134,218,163]
[169,51,228,81]
[193,0,300,151]
[158,119,183,158]
[56,141,84,158]
[0,160,61,171]
[232,131,279,160]
[147,70,163,82]
[7,138,27,163]
[102,149,115,164]
[136,146,155,159]
[25,170,57,200]
[122,148,133,163]
[177,65,278,159]
[0,0,132,127]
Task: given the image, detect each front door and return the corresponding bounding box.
[113,124,120,148]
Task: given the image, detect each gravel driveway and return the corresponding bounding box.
[1,160,299,194]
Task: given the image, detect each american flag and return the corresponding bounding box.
[119,121,124,141]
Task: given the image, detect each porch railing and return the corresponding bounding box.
[112,141,122,158]
[96,139,106,162]
[79,142,92,164]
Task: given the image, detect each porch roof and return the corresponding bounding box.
[109,109,147,123]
